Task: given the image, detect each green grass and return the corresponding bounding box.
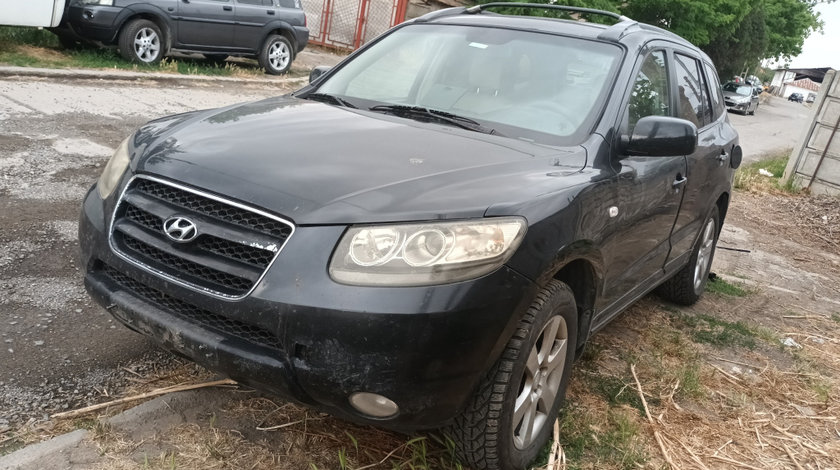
[0,26,58,50]
[589,374,657,416]
[734,153,801,194]
[555,404,648,470]
[0,25,276,77]
[670,312,759,349]
[706,277,750,297]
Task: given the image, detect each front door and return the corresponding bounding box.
[177,0,235,48]
[596,49,687,314]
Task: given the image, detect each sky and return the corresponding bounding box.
[788,1,840,69]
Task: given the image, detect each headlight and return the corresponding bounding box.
[330,218,527,286]
[97,136,131,199]
[80,0,114,5]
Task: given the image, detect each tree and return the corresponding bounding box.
[477,0,824,77]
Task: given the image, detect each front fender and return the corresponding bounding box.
[111,4,173,46]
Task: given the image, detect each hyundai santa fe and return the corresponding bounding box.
[79,3,741,468]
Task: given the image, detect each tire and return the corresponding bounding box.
[204,53,228,65]
[56,33,83,50]
[657,206,720,306]
[258,34,293,75]
[449,280,578,470]
[119,19,163,65]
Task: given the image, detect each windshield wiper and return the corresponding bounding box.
[306,93,357,109]
[368,105,502,136]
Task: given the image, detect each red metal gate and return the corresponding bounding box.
[303,0,409,50]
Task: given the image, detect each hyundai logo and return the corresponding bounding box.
[163,217,198,243]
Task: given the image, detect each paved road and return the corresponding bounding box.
[0,77,288,423]
[727,95,812,164]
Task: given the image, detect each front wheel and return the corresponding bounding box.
[449,280,578,470]
[119,19,163,65]
[657,206,720,305]
[258,35,292,75]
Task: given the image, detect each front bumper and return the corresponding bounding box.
[67,4,122,43]
[724,100,750,113]
[79,183,537,430]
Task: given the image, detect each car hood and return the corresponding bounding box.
[722,91,750,102]
[130,97,588,225]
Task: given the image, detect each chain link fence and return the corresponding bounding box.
[303,0,408,50]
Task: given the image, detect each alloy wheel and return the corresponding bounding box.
[693,218,716,291]
[268,41,290,71]
[512,315,568,449]
[134,28,160,63]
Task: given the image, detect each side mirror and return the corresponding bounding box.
[309,65,332,84]
[624,116,697,157]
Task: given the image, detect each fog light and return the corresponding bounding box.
[349,392,399,418]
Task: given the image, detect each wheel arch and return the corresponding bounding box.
[551,257,599,359]
[715,191,730,237]
[114,9,172,53]
[262,23,297,53]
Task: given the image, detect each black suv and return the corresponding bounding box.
[59,0,308,73]
[79,4,740,469]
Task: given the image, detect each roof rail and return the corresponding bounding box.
[413,6,468,23]
[465,2,630,22]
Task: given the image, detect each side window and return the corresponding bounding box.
[674,54,711,127]
[627,50,669,133]
[703,62,725,120]
[237,0,267,4]
[277,0,295,7]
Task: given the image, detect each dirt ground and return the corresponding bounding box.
[17,180,836,470]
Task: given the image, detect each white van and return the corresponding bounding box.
[0,0,65,28]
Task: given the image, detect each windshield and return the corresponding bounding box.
[314,24,622,145]
[722,83,753,96]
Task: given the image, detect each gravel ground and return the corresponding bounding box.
[0,76,298,428]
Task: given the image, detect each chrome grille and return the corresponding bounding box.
[109,176,294,299]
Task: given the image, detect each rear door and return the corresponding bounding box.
[234,0,274,49]
[177,0,235,48]
[664,51,736,271]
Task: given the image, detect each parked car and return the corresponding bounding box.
[722,81,760,115]
[56,0,308,74]
[79,4,739,469]
[806,93,816,103]
[788,92,804,103]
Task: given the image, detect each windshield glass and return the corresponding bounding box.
[314,24,622,145]
[722,83,753,96]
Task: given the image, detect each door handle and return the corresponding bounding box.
[672,175,688,188]
[267,9,275,14]
[223,5,232,10]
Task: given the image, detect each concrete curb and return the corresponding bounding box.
[0,65,308,87]
[0,388,241,470]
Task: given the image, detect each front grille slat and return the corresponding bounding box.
[110,177,294,299]
[102,264,283,351]
[134,179,292,239]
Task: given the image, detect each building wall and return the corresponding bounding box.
[784,69,840,196]
[782,84,817,99]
